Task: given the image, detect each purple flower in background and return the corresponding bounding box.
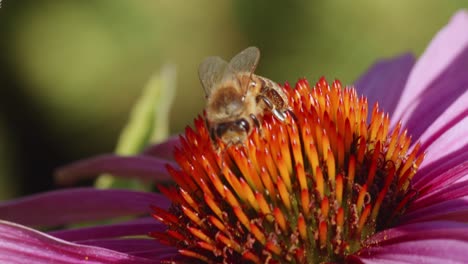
[1,10,468,264]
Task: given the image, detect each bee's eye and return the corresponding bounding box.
[210,127,217,142]
[216,123,231,137]
[236,119,250,132]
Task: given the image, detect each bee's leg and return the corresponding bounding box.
[250,113,263,136]
[286,108,298,123]
[250,113,261,128]
[209,126,221,150]
[257,95,274,109]
[257,95,287,122]
[272,109,287,122]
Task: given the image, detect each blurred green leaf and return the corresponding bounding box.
[115,64,176,154]
[95,64,177,189]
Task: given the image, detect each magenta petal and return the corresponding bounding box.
[49,218,165,242]
[0,188,169,227]
[413,149,468,190]
[401,198,468,224]
[357,239,468,264]
[366,221,468,245]
[399,47,468,141]
[354,53,415,117]
[55,154,175,185]
[0,220,158,264]
[415,90,468,165]
[392,10,468,126]
[355,221,468,263]
[412,160,468,199]
[77,238,177,260]
[413,77,468,154]
[412,118,468,190]
[142,135,181,160]
[410,179,468,212]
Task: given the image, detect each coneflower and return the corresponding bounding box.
[151,77,424,263]
[0,10,467,264]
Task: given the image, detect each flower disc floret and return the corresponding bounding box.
[152,78,424,263]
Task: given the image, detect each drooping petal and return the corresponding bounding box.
[357,240,468,264]
[55,155,175,185]
[355,221,468,263]
[415,89,468,166]
[354,53,415,117]
[413,149,468,191]
[401,47,468,141]
[76,238,177,260]
[0,188,170,227]
[411,119,468,194]
[400,197,468,224]
[49,218,165,242]
[142,135,181,160]
[392,10,468,128]
[411,160,468,203]
[0,220,158,264]
[366,221,468,244]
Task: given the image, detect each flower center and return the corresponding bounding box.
[151,78,424,263]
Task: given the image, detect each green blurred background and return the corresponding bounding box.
[0,1,467,199]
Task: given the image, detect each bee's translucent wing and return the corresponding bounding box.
[198,56,228,97]
[227,46,260,76]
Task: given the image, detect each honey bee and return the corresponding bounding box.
[198,46,289,147]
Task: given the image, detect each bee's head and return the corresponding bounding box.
[210,118,250,145]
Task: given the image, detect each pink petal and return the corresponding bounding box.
[142,135,181,160]
[416,89,468,165]
[411,180,468,211]
[354,53,415,117]
[356,240,468,264]
[392,10,468,127]
[367,221,468,245]
[400,47,468,141]
[0,188,170,227]
[355,221,468,263]
[412,117,468,189]
[77,238,177,260]
[413,149,468,190]
[55,155,175,185]
[412,160,468,200]
[0,220,158,264]
[401,197,468,224]
[49,218,165,242]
